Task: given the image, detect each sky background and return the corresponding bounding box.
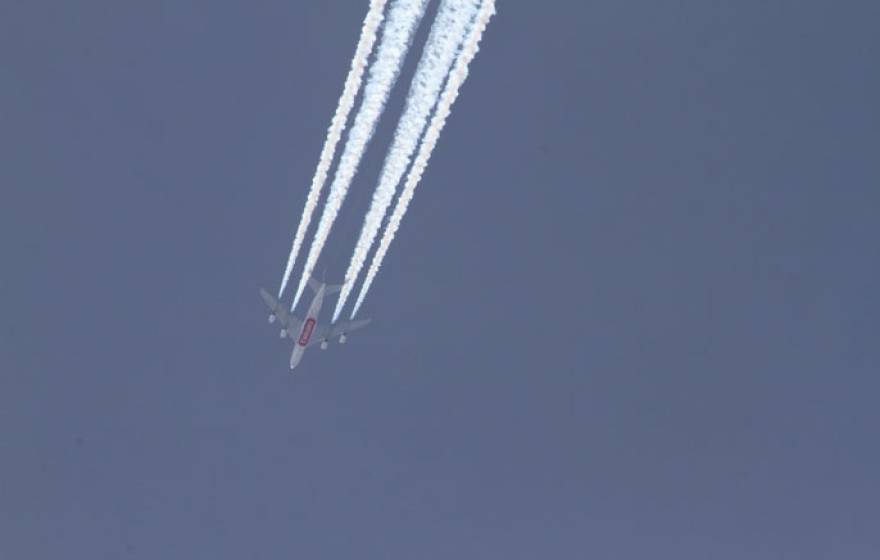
[2,1,878,557]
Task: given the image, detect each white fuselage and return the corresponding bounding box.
[290,284,325,369]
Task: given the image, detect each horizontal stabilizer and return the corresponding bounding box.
[308,274,346,296]
[324,283,344,296]
[307,276,322,294]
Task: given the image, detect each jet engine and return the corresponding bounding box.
[279,329,287,338]
[320,340,328,350]
[339,334,347,344]
[268,314,276,324]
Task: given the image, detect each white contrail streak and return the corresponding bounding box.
[277,0,388,299]
[332,0,480,323]
[291,0,429,309]
[351,0,495,318]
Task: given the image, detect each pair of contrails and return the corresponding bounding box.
[274,0,496,325]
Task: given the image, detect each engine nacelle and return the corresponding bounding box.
[279,329,287,338]
[320,340,328,350]
[339,334,347,344]
[268,314,276,324]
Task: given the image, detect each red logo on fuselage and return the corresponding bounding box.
[298,318,316,346]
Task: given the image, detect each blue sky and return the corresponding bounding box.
[1,1,878,557]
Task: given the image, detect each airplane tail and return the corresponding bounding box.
[307,273,345,295]
[307,276,322,294]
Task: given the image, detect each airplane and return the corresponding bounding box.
[259,277,371,370]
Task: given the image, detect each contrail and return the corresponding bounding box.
[332,0,480,323]
[351,0,495,318]
[291,0,429,309]
[277,0,388,299]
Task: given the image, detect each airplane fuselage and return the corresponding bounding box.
[289,284,326,369]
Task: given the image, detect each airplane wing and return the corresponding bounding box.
[284,316,304,340]
[259,288,303,334]
[329,318,372,337]
[304,318,371,348]
[306,325,331,348]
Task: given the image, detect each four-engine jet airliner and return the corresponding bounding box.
[260,277,371,370]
